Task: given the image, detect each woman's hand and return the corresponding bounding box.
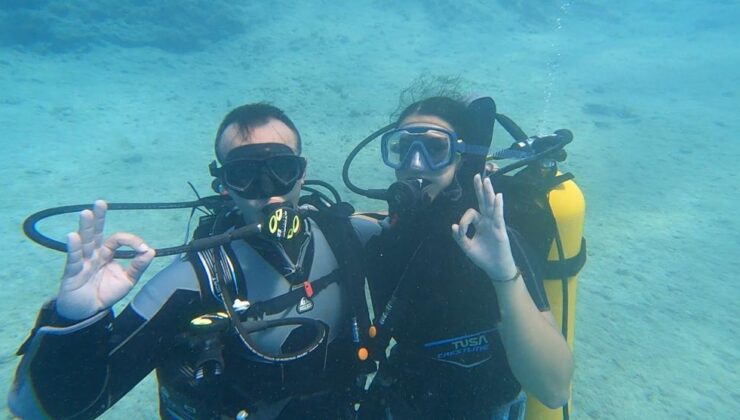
[454,174,573,405]
[451,174,517,282]
[55,200,156,320]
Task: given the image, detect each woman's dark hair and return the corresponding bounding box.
[396,96,469,139]
[215,103,302,162]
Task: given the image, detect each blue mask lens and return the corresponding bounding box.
[382,127,457,170]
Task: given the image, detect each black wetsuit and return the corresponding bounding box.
[362,214,549,419]
[8,215,380,420]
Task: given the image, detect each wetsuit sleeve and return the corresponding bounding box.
[7,257,203,419]
[508,228,550,311]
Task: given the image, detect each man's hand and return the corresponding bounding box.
[55,200,156,320]
[451,174,518,282]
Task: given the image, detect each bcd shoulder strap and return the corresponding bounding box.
[303,195,375,373]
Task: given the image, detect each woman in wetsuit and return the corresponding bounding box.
[362,96,573,419]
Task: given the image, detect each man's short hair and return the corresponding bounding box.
[214,103,302,162]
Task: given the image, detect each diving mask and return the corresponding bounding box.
[210,143,306,199]
[381,125,488,171]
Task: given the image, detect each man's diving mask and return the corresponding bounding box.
[210,143,306,199]
[381,125,488,171]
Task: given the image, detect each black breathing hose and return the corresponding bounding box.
[342,123,394,200]
[22,180,340,259]
[22,199,258,258]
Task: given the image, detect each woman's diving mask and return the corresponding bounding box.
[381,125,488,171]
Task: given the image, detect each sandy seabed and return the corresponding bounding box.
[1,1,738,419]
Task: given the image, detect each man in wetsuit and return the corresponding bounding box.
[8,103,379,419]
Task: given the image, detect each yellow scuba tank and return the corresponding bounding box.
[525,175,586,420]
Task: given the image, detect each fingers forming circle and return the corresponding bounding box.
[127,248,156,282]
[458,208,481,239]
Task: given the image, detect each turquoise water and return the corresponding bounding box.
[1,1,738,418]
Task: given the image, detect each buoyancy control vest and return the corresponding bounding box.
[160,196,375,418]
[364,179,555,407]
[19,176,375,418]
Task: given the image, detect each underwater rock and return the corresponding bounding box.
[0,0,245,53]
